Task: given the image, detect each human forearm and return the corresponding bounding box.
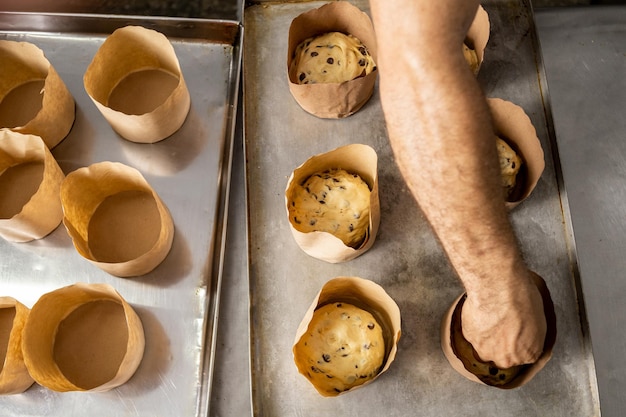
[370,0,525,296]
[370,0,546,368]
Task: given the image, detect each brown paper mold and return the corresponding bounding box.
[0,297,34,395]
[287,1,378,118]
[285,144,379,263]
[0,40,75,149]
[441,272,556,389]
[465,5,490,75]
[84,25,191,143]
[488,98,545,209]
[0,130,64,243]
[60,161,174,277]
[293,276,401,397]
[22,283,145,392]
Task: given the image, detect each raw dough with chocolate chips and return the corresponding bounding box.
[463,43,480,74]
[496,137,523,197]
[294,302,385,396]
[288,168,370,248]
[291,32,376,84]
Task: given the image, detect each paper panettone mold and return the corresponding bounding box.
[465,5,490,75]
[287,1,378,118]
[22,283,145,392]
[0,130,64,242]
[60,161,174,277]
[285,144,380,263]
[0,297,34,395]
[83,25,191,143]
[293,276,401,397]
[440,271,557,389]
[0,40,75,149]
[487,98,545,209]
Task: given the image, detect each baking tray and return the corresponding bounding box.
[0,11,242,417]
[243,0,600,416]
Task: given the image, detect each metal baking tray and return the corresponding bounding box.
[243,0,600,416]
[0,12,241,417]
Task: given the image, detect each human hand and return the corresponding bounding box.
[460,271,547,369]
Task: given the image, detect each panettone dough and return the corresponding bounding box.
[289,168,370,248]
[291,32,376,84]
[496,137,523,197]
[463,43,480,74]
[294,302,385,395]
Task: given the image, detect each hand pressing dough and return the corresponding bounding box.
[452,296,526,386]
[294,302,385,395]
[289,168,370,248]
[291,32,376,84]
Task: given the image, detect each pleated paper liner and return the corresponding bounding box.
[287,1,378,119]
[487,98,545,209]
[60,161,174,277]
[0,297,34,395]
[0,130,64,243]
[285,144,379,263]
[440,272,557,389]
[22,283,144,392]
[0,40,75,149]
[83,25,190,143]
[293,276,401,397]
[466,5,490,75]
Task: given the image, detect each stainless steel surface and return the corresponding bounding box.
[0,12,242,417]
[535,6,626,416]
[243,0,599,415]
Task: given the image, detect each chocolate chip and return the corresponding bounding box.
[327,57,334,64]
[294,217,301,225]
[367,322,375,330]
[348,224,354,232]
[322,354,331,363]
[336,303,342,307]
[311,51,318,57]
[359,46,367,55]
[309,219,316,226]
[499,374,507,380]
[311,366,322,373]
[489,366,499,376]
[299,73,306,82]
[359,59,366,67]
[363,344,371,350]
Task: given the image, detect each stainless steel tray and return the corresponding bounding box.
[243,1,600,416]
[0,12,242,417]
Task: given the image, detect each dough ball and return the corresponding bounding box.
[289,168,370,248]
[496,137,523,197]
[291,32,376,84]
[294,302,385,395]
[463,43,480,74]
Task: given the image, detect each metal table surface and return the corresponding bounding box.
[212,3,625,417]
[534,6,626,417]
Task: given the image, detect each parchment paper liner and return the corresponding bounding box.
[0,297,34,395]
[441,272,557,389]
[466,6,490,75]
[487,98,545,209]
[293,276,402,397]
[285,144,379,263]
[0,40,75,149]
[287,1,378,119]
[0,130,64,243]
[60,161,174,277]
[83,25,191,143]
[22,283,145,392]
